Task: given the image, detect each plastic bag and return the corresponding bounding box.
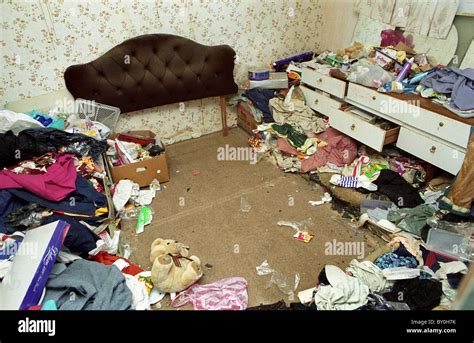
[240,197,251,213]
[427,218,473,261]
[256,260,300,297]
[347,60,395,88]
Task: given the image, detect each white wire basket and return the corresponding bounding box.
[75,98,121,131]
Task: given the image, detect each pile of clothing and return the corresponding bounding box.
[299,232,469,311]
[419,67,474,118]
[0,111,159,310]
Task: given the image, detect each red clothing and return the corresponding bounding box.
[90,251,144,276]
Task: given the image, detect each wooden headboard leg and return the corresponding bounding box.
[220,96,229,136]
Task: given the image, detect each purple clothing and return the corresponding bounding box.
[0,154,77,201]
[421,67,474,111]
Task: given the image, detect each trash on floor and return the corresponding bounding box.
[256,260,300,297]
[277,220,315,243]
[309,192,332,206]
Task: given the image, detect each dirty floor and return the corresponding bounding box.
[122,128,383,309]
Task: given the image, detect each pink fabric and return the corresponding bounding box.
[301,128,358,172]
[277,138,300,155]
[0,154,77,201]
[171,277,248,310]
[276,128,358,173]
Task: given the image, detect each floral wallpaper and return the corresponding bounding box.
[1,0,323,143]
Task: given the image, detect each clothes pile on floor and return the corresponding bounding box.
[0,109,161,310]
[290,231,469,311]
[240,50,473,311]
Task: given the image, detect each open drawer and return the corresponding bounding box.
[328,104,400,152]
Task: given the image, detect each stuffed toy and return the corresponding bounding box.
[150,238,203,293]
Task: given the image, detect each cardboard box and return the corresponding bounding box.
[236,103,261,134]
[248,72,288,89]
[108,130,170,187]
[0,220,69,310]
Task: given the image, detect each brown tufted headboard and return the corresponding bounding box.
[64,34,238,134]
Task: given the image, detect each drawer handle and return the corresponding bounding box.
[350,124,356,130]
[439,122,444,127]
[371,96,376,100]
[430,146,436,153]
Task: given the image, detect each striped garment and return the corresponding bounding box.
[337,176,359,188]
[171,277,248,310]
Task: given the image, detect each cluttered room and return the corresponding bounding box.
[0,0,473,315]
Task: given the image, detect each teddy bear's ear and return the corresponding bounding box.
[179,245,190,257]
[151,238,163,250]
[150,245,167,262]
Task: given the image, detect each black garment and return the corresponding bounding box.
[0,128,107,169]
[383,278,442,310]
[373,169,423,208]
[318,267,329,286]
[0,130,50,169]
[247,300,289,310]
[447,272,465,289]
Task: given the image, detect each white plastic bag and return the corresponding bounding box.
[0,110,44,134]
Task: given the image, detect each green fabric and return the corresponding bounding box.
[387,204,436,236]
[270,123,308,148]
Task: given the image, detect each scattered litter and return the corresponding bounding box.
[192,170,201,176]
[113,179,157,212]
[240,197,252,213]
[136,206,153,234]
[277,220,315,243]
[149,178,161,192]
[256,260,300,297]
[309,192,332,206]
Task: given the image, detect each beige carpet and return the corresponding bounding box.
[122,128,383,309]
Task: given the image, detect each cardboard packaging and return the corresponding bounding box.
[0,220,69,310]
[249,72,288,89]
[236,103,261,134]
[107,130,170,187]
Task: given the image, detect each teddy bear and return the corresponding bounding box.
[149,238,203,293]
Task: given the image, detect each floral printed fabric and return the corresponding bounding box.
[375,252,418,270]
